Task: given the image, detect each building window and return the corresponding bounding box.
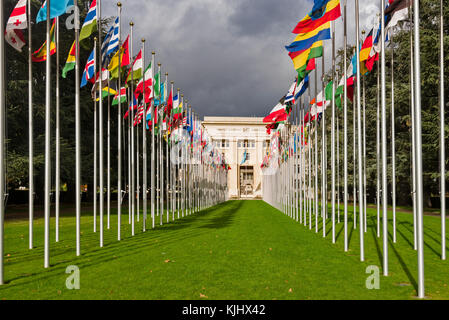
[250,140,255,148]
[246,153,251,161]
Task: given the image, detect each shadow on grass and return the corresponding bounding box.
[0,201,234,290]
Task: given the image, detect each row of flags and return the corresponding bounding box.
[263,0,411,146]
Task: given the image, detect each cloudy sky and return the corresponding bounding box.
[103,0,380,118]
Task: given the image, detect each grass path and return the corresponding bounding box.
[0,200,448,299]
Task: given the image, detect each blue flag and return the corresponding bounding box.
[36,0,74,24]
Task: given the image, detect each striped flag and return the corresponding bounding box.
[101,17,119,66]
[5,0,27,52]
[112,88,127,106]
[81,49,95,87]
[62,41,76,78]
[126,50,143,82]
[32,19,57,62]
[79,0,97,42]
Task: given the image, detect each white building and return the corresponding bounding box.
[202,117,270,199]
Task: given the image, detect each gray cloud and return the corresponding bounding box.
[102,0,381,119]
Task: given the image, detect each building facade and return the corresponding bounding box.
[202,117,270,199]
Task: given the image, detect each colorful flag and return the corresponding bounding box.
[360,29,373,62]
[36,0,74,24]
[263,103,289,124]
[101,17,119,66]
[5,0,27,52]
[126,50,143,82]
[135,63,153,102]
[108,35,129,79]
[81,49,95,87]
[32,18,56,62]
[62,40,76,78]
[95,87,117,101]
[385,0,411,31]
[292,0,341,34]
[79,0,97,42]
[112,87,127,106]
[285,22,331,53]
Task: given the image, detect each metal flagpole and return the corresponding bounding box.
[331,21,336,243]
[0,0,5,284]
[28,0,33,249]
[44,0,51,268]
[130,22,135,236]
[55,17,60,242]
[413,0,425,299]
[315,68,319,233]
[151,61,158,229]
[391,43,396,242]
[98,0,104,247]
[107,74,111,229]
[363,73,367,233]
[439,0,446,261]
[337,78,340,224]
[381,0,389,275]
[355,0,364,261]
[343,0,348,251]
[377,56,381,238]
[74,3,81,256]
[93,37,97,233]
[321,51,326,238]
[142,44,149,232]
[117,1,122,240]
[410,14,417,250]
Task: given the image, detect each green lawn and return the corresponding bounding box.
[0,200,448,300]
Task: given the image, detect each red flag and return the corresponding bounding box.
[121,35,130,67]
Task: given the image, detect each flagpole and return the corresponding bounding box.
[152,63,159,229]
[410,10,417,250]
[314,68,318,233]
[413,0,425,298]
[0,0,5,285]
[93,37,97,233]
[355,0,364,261]
[376,53,381,238]
[381,0,389,275]
[28,0,33,250]
[130,21,135,236]
[98,0,104,247]
[107,73,111,230]
[161,72,168,224]
[343,0,348,251]
[321,50,326,238]
[142,43,148,232]
[331,20,336,243]
[363,69,367,233]
[440,0,446,261]
[74,2,81,256]
[117,1,122,240]
[391,42,396,242]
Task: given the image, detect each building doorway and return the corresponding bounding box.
[239,166,254,198]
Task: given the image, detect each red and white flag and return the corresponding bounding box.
[5,0,28,52]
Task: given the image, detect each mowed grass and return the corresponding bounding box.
[0,200,448,300]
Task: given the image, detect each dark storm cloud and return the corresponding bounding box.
[103,0,379,119]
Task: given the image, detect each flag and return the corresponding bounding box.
[285,22,331,53]
[126,50,143,82]
[95,87,117,101]
[112,87,127,106]
[108,35,129,79]
[165,89,173,117]
[263,103,289,124]
[135,63,153,102]
[385,0,411,31]
[293,0,341,34]
[241,150,248,165]
[101,17,119,66]
[81,49,95,87]
[153,72,161,98]
[325,81,333,101]
[91,68,109,97]
[62,40,76,78]
[32,18,56,62]
[360,29,373,62]
[79,0,97,42]
[36,0,74,24]
[5,0,27,52]
[288,40,323,72]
